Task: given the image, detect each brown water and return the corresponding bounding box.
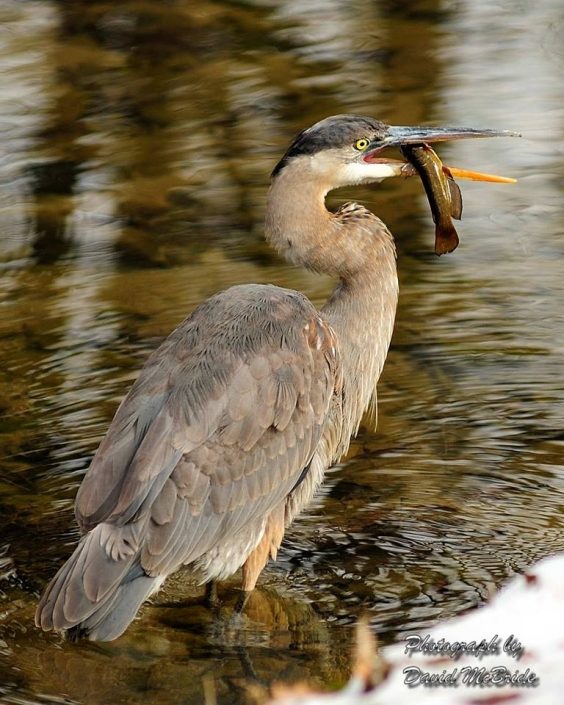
[1,0,564,703]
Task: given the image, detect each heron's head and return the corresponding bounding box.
[272,114,516,189]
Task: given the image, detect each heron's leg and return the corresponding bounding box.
[239,503,285,608]
[205,580,218,607]
[234,590,251,614]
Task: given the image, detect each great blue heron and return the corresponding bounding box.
[36,115,514,641]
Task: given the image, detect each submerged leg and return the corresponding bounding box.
[205,580,218,607]
[234,590,251,614]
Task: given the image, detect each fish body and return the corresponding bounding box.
[401,143,462,255]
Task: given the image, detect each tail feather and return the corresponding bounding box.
[37,536,92,630]
[68,571,159,641]
[35,523,160,641]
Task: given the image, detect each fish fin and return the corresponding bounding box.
[435,224,459,255]
[447,178,463,220]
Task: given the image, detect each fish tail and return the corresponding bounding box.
[435,223,460,255]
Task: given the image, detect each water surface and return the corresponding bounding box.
[1,1,564,703]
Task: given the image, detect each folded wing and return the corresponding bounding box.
[37,284,340,639]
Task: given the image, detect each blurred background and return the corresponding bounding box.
[0,0,563,703]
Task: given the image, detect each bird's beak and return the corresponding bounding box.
[377,124,520,147]
[364,124,521,183]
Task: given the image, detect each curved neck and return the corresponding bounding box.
[265,160,396,282]
[265,161,399,442]
[265,165,334,273]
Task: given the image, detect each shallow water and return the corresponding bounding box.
[1,0,564,703]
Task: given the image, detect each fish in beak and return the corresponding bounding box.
[363,124,520,254]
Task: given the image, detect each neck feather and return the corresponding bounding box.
[265,163,333,272]
[265,159,396,281]
[265,158,399,442]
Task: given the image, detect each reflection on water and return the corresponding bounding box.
[1,0,563,703]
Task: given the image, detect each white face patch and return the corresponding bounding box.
[337,161,403,186]
[302,149,404,192]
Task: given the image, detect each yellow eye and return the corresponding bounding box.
[354,138,369,151]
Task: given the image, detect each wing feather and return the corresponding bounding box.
[72,284,340,581]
